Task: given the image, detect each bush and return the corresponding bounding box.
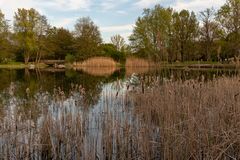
[65,54,75,63]
[101,44,126,65]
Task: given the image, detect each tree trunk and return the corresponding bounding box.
[35,51,39,63]
[181,44,184,62]
[38,52,42,63]
[24,52,30,64]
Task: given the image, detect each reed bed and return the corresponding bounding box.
[130,75,240,159]
[74,57,117,67]
[125,57,153,67]
[0,75,240,159]
[125,57,156,76]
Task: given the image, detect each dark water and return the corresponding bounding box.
[0,67,239,116]
[0,67,239,158]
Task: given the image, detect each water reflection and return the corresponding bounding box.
[0,67,238,120]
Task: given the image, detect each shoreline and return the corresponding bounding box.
[0,62,239,70]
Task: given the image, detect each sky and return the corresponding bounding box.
[0,0,226,42]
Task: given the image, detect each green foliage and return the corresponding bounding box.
[199,8,221,61]
[14,8,50,64]
[101,44,126,64]
[171,10,199,61]
[46,27,74,60]
[216,0,240,58]
[74,17,102,60]
[0,1,240,64]
[130,5,173,61]
[65,54,75,63]
[0,10,15,63]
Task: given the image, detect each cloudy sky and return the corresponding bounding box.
[0,0,225,42]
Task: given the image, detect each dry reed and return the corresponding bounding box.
[0,75,240,159]
[130,75,240,159]
[74,57,117,67]
[125,57,156,76]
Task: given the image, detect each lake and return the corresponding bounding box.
[0,67,239,159]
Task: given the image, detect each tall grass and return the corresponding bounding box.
[125,57,156,76]
[125,57,152,67]
[130,75,240,159]
[0,75,240,159]
[74,57,117,67]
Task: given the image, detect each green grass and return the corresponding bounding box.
[161,61,239,69]
[0,62,26,69]
[170,61,220,65]
[0,62,48,69]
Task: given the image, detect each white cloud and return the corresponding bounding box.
[99,0,131,11]
[0,0,92,22]
[45,0,92,11]
[100,0,116,11]
[100,24,134,33]
[172,0,225,12]
[0,0,37,21]
[135,0,160,8]
[0,0,93,32]
[100,24,134,43]
[51,17,77,29]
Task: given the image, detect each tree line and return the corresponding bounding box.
[0,0,239,64]
[130,0,240,62]
[0,9,127,64]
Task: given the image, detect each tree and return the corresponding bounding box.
[0,10,13,62]
[199,8,220,60]
[74,17,102,60]
[129,5,172,61]
[101,43,126,64]
[14,8,49,64]
[0,10,8,34]
[172,10,199,61]
[217,0,240,58]
[46,27,74,60]
[111,34,125,52]
[35,15,50,63]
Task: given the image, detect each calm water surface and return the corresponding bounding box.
[0,67,239,122]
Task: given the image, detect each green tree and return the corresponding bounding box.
[129,5,172,61]
[14,8,49,64]
[217,0,240,58]
[74,17,102,60]
[199,8,220,60]
[0,10,13,63]
[101,43,126,64]
[46,27,74,60]
[0,10,8,34]
[35,15,50,63]
[172,10,199,61]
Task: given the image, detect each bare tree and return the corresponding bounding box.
[111,34,125,52]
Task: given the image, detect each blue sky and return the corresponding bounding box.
[0,0,225,42]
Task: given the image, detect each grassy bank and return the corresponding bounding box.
[0,59,239,70]
[0,62,26,69]
[163,61,240,69]
[0,62,48,69]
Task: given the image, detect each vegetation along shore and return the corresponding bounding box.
[0,0,240,66]
[0,0,240,159]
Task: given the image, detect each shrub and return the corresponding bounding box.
[65,54,75,63]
